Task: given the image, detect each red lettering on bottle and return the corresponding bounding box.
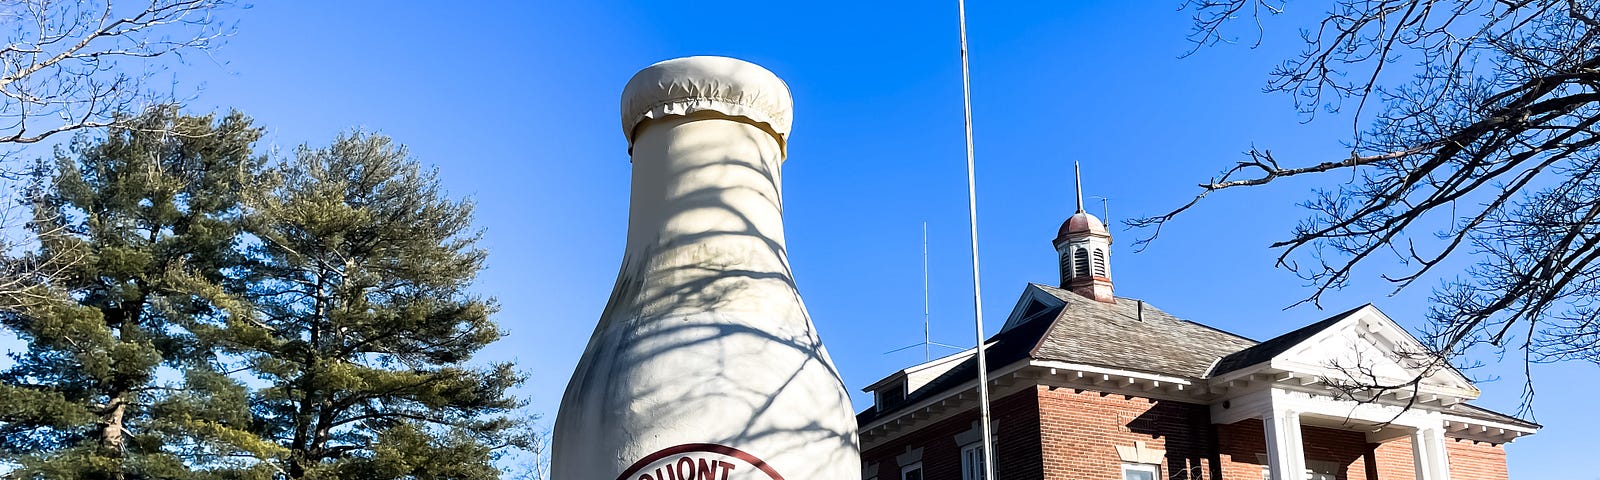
[698,458,716,479]
[616,444,781,480]
[677,457,697,480]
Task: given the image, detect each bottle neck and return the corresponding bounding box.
[619,114,794,319]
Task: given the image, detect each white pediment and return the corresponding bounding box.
[1270,305,1479,399]
[999,284,1067,333]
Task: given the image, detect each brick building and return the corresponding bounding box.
[856,174,1539,480]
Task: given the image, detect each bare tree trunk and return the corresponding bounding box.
[287,277,329,479]
[101,390,128,480]
[95,290,148,480]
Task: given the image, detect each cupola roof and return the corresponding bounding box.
[1057,211,1109,240]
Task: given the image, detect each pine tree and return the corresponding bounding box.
[222,131,526,479]
[0,107,265,479]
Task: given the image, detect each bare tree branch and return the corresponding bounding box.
[1136,0,1600,417]
[0,0,233,315]
[0,0,234,150]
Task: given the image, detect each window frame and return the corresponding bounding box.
[900,462,924,480]
[959,442,985,480]
[1122,462,1160,480]
[875,380,906,411]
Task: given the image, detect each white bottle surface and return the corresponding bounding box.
[552,57,860,480]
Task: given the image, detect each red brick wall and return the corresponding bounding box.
[1301,425,1373,480]
[862,386,1516,480]
[1216,420,1268,480]
[1445,439,1507,480]
[1036,386,1217,480]
[1220,432,1506,480]
[1370,436,1414,480]
[1216,418,1434,480]
[861,389,1043,480]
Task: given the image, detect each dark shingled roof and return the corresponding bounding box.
[1029,285,1257,378]
[858,285,1256,425]
[858,286,1539,440]
[855,301,1060,426]
[1209,304,1370,377]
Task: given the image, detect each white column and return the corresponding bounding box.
[1262,409,1306,480]
[1412,425,1451,480]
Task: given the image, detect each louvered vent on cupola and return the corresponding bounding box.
[1051,162,1115,303]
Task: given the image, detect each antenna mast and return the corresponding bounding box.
[923,221,931,360]
[884,222,962,359]
[1080,162,1111,222]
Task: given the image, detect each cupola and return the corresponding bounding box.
[1054,162,1114,303]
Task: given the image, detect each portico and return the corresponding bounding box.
[1215,387,1459,480]
[1205,305,1533,480]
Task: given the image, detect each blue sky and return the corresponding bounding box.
[13,0,1590,476]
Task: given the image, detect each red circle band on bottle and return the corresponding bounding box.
[616,443,786,480]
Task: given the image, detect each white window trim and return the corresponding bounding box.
[1122,463,1160,480]
[960,442,985,480]
[900,462,923,480]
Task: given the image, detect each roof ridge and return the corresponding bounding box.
[1027,303,1069,359]
[1109,295,1259,344]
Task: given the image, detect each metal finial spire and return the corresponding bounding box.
[1074,161,1085,214]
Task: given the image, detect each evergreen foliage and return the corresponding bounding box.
[0,107,265,479]
[1,114,530,479]
[218,131,527,478]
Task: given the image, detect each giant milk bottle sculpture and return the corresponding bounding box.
[552,57,860,480]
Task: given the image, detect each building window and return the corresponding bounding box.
[875,380,905,411]
[1122,463,1158,480]
[1074,248,1090,278]
[1093,248,1107,277]
[960,443,986,480]
[901,462,923,480]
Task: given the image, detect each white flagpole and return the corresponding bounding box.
[956,1,995,478]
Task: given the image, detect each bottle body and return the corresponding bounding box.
[552,112,859,479]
